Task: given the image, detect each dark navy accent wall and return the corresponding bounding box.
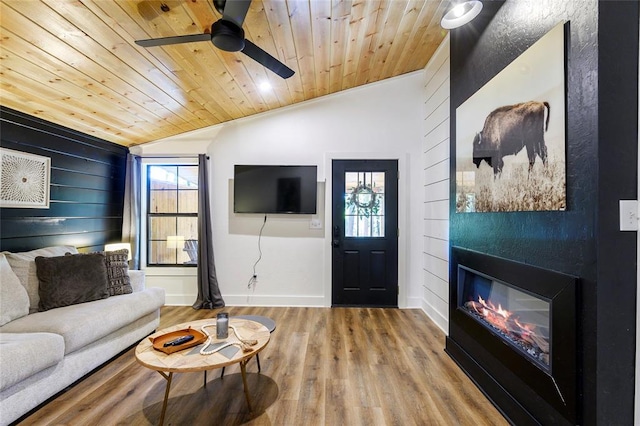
[450,1,637,424]
[0,106,128,253]
[596,2,639,424]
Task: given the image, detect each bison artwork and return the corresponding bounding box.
[472,101,550,177]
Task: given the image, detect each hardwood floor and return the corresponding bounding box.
[18,306,508,426]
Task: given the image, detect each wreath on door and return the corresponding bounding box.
[347,183,381,218]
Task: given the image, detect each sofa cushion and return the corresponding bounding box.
[0,254,30,326]
[3,246,78,313]
[0,332,65,392]
[104,250,132,296]
[129,270,145,293]
[0,287,164,355]
[36,253,109,311]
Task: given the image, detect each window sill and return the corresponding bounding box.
[144,267,198,276]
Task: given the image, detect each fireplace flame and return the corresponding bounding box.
[478,296,511,319]
[466,296,550,358]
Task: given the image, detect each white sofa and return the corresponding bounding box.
[0,246,165,425]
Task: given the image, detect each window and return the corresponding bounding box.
[147,165,198,266]
[344,171,385,237]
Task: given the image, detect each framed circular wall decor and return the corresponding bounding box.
[0,148,51,209]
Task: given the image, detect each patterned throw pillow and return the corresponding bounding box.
[104,249,133,296]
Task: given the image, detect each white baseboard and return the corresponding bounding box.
[421,299,449,335]
[164,294,197,306]
[158,290,326,307]
[165,294,440,313]
[163,294,326,307]
[221,294,327,307]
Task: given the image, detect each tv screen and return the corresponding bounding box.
[234,165,317,214]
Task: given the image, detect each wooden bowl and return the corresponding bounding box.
[149,327,207,354]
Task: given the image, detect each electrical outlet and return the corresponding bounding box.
[619,200,638,231]
[309,219,322,230]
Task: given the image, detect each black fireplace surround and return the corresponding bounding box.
[446,247,579,425]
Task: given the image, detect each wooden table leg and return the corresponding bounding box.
[157,371,173,426]
[239,360,253,412]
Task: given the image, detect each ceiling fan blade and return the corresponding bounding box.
[135,33,211,48]
[221,0,252,28]
[241,39,295,79]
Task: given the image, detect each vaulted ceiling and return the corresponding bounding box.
[1,0,449,147]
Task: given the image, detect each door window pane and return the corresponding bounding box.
[344,171,385,237]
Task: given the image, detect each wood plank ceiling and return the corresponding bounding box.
[0,0,449,147]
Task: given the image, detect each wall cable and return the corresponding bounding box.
[247,214,267,291]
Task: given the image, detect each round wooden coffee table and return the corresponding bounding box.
[135,318,270,425]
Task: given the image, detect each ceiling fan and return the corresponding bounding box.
[135,0,295,79]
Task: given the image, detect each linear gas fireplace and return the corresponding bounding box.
[446,247,579,425]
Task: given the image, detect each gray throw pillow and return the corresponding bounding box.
[0,253,30,325]
[3,246,79,313]
[35,253,109,311]
[104,249,132,296]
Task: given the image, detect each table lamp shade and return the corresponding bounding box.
[166,235,185,249]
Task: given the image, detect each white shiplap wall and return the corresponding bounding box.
[421,35,450,334]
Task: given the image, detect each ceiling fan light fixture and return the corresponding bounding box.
[211,20,245,52]
[259,81,272,91]
[440,0,483,30]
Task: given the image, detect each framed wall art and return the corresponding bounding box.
[455,22,567,213]
[0,148,51,208]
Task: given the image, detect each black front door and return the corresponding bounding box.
[331,159,398,307]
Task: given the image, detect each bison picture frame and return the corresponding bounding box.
[455,22,566,213]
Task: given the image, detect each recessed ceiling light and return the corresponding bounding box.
[259,81,272,91]
[441,0,483,30]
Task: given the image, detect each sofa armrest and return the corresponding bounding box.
[128,270,146,292]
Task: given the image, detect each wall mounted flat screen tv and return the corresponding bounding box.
[234,165,317,214]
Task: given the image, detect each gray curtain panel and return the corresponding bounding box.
[122,154,141,270]
[193,154,225,309]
